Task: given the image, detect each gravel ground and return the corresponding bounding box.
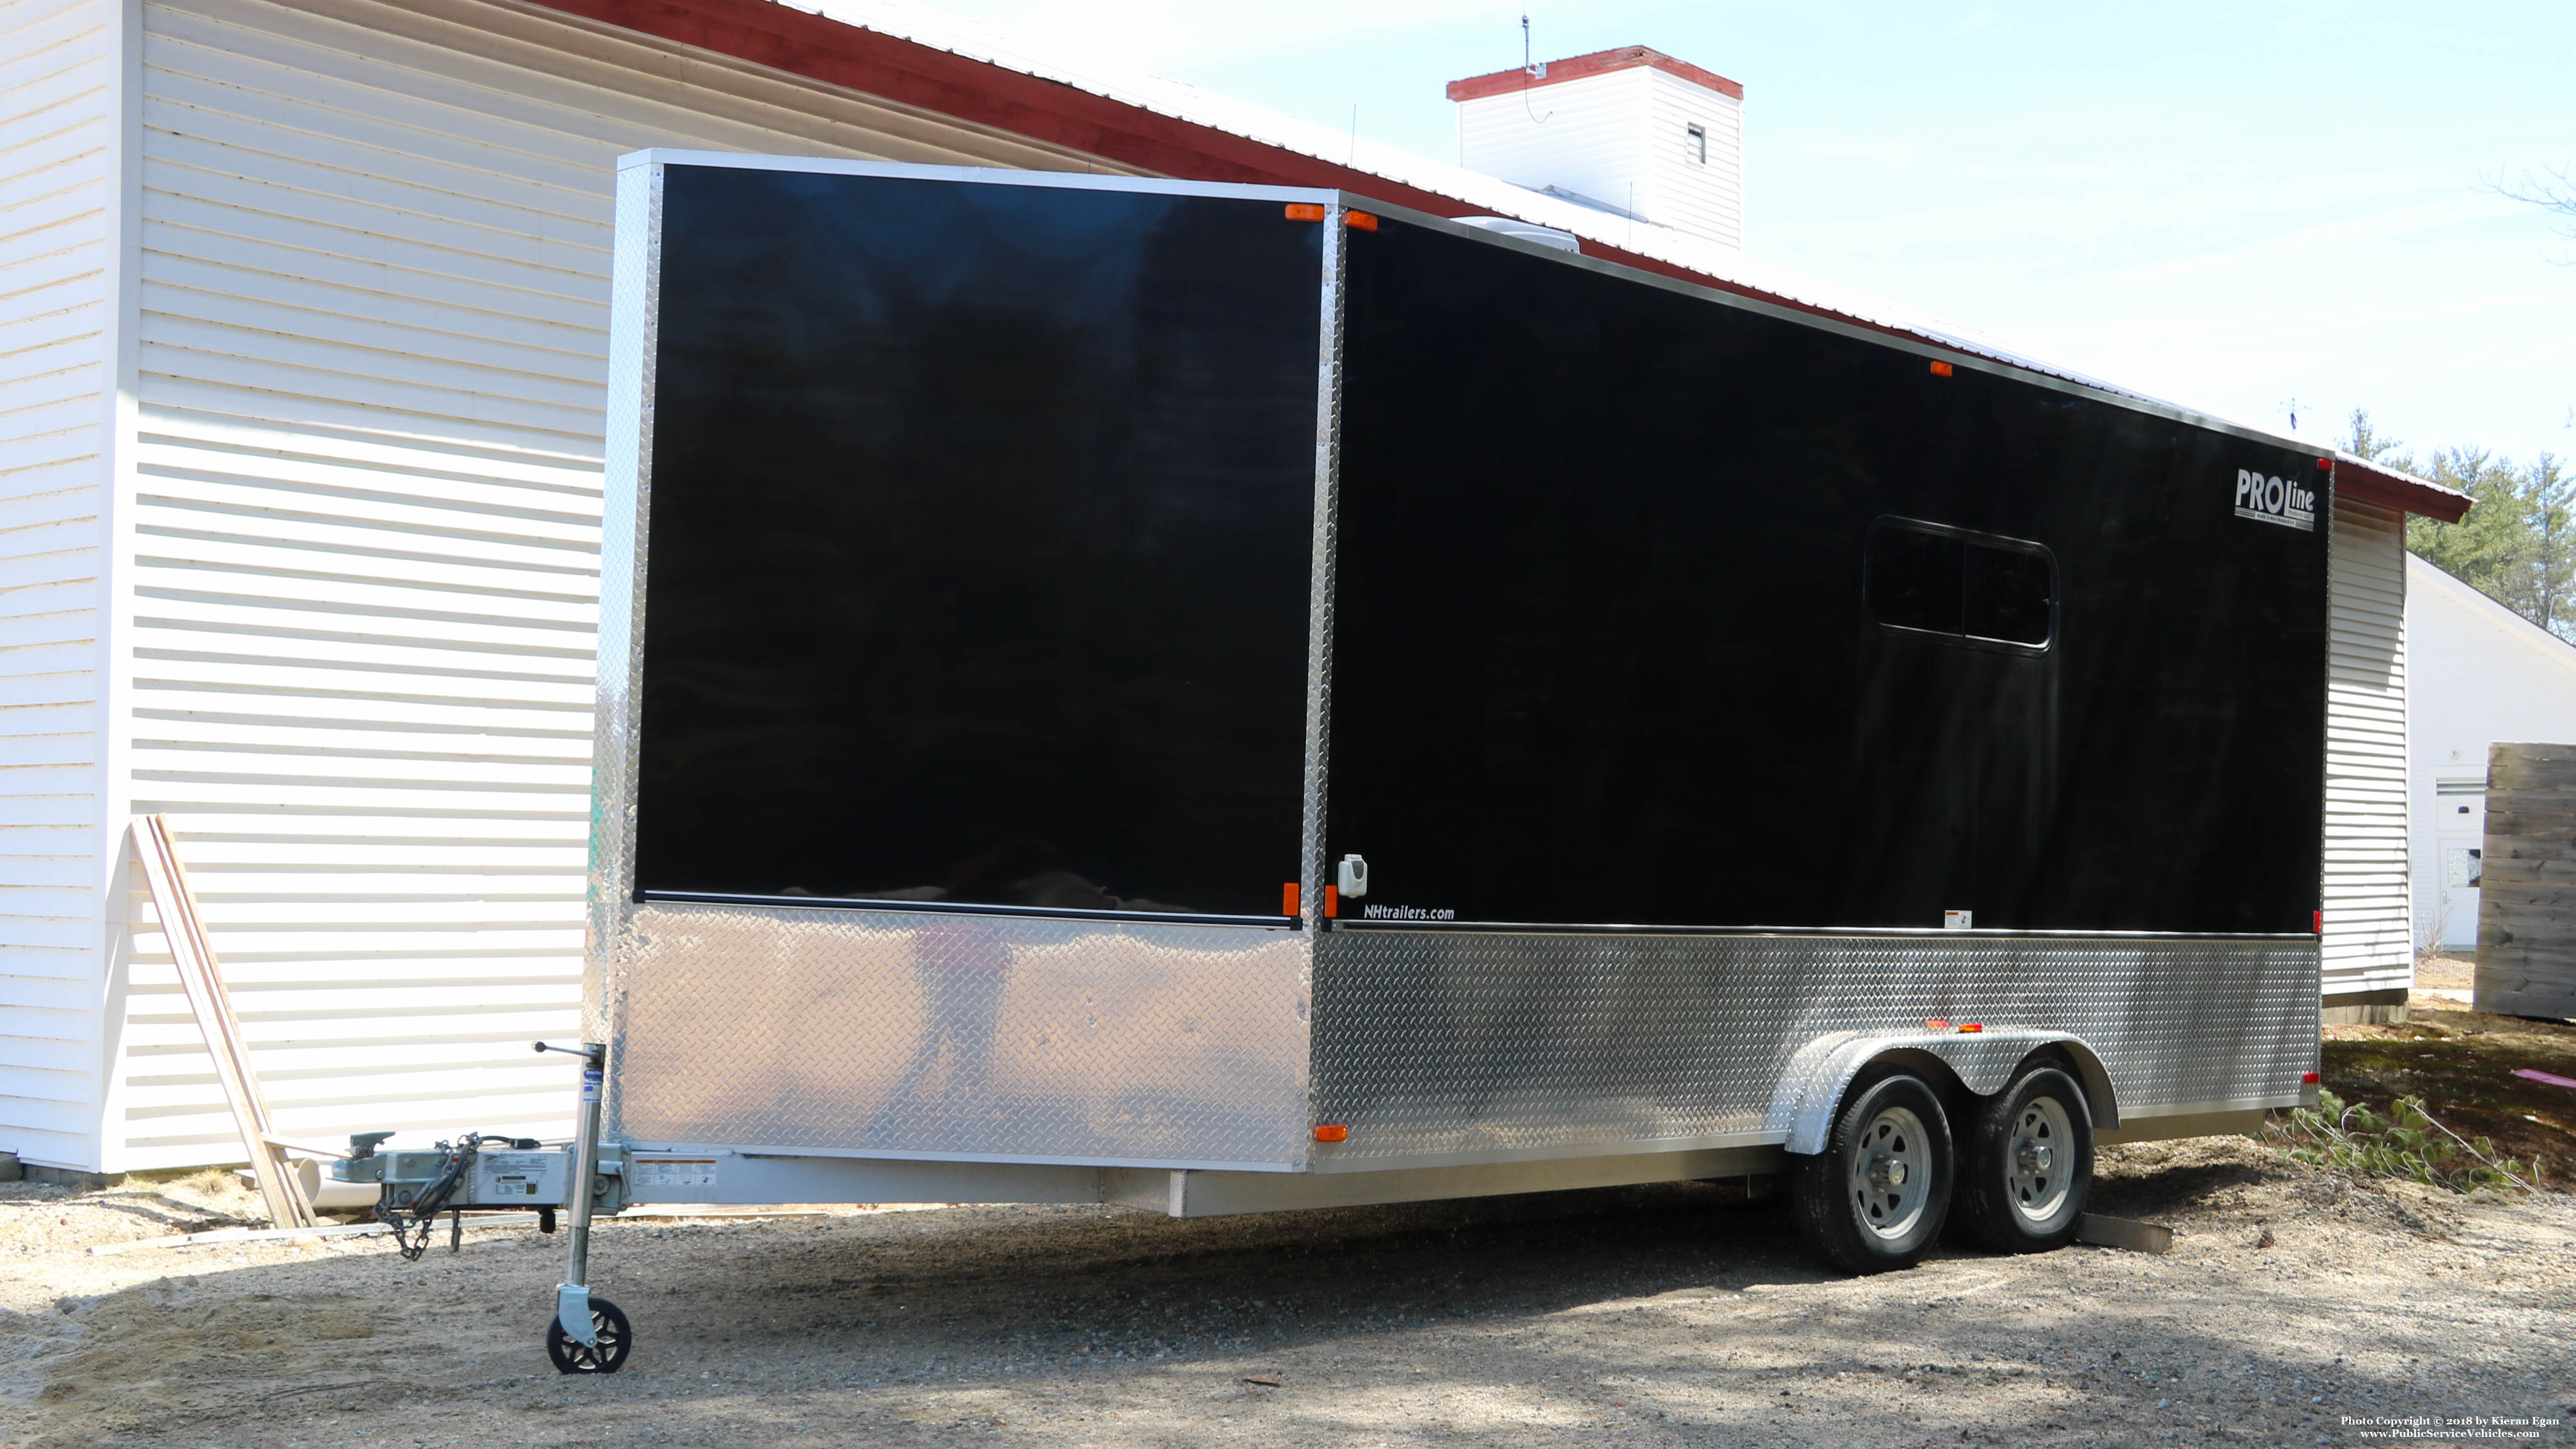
[1,1135,2570,1449]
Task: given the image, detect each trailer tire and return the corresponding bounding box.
[1949,1065,2092,1253]
[1790,1070,1953,1274]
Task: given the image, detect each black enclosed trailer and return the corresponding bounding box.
[351,151,2332,1366]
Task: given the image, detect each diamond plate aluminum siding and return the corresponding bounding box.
[1309,930,2317,1167]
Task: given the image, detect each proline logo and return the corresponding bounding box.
[2234,468,2317,532]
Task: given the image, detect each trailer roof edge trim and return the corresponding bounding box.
[551,0,2466,523]
[1342,193,2465,481]
[617,148,1337,206]
[609,153,2468,519]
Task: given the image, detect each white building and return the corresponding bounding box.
[1449,46,1744,249]
[2323,496,2435,1019]
[0,0,1143,1175]
[0,0,2462,1175]
[2406,555,2576,952]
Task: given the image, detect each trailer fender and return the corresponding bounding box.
[1774,1029,2120,1154]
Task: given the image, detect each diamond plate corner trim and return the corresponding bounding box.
[1300,209,1347,933]
[612,902,1312,1167]
[592,161,662,1052]
[1310,931,2318,1162]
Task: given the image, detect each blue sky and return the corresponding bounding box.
[930,1,2574,469]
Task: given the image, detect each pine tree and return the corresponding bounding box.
[2365,405,2576,640]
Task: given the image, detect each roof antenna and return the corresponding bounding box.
[1520,14,1553,124]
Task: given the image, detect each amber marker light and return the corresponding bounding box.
[1929,360,1954,377]
[1345,210,1380,231]
[1283,203,1327,222]
[1924,1019,1951,1031]
[1282,883,1300,917]
[1325,884,1339,918]
[1314,1125,1349,1143]
[1957,1023,1984,1033]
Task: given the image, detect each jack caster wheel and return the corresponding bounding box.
[546,1296,632,1374]
[1950,1064,2093,1253]
[1790,1069,1954,1274]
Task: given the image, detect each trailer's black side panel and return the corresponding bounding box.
[635,169,1321,918]
[1327,219,2327,934]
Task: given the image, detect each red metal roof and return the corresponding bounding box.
[523,0,1894,339]
[2336,456,2470,523]
[1446,46,1745,103]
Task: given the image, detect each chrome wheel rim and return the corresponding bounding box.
[2008,1094,2075,1224]
[1847,1104,1932,1240]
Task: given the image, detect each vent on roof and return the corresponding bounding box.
[1447,46,1744,250]
[1454,216,1583,253]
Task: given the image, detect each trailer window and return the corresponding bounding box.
[1865,525,1962,633]
[1965,544,2054,646]
[1867,519,2054,649]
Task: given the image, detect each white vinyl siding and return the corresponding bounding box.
[1455,63,1742,250]
[58,0,1129,1172]
[2323,499,2412,995]
[1640,67,1740,250]
[1457,67,1653,222]
[0,0,112,1170]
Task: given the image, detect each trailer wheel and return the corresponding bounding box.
[1790,1070,1953,1274]
[545,1296,631,1374]
[1950,1065,2092,1253]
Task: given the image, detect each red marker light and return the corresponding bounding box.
[2313,910,2324,935]
[1924,1019,1950,1032]
[2302,1072,2321,1085]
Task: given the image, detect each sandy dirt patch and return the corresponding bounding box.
[0,1137,2568,1448]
